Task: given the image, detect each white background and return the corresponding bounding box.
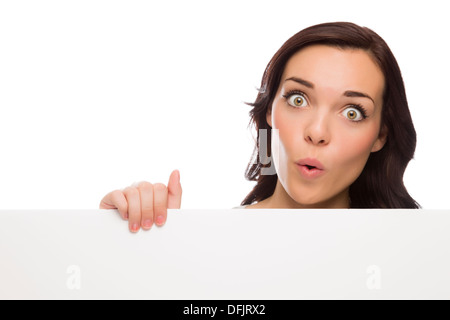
[0,0,448,210]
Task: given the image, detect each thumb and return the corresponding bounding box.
[167,169,182,209]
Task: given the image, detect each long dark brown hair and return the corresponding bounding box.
[241,22,420,208]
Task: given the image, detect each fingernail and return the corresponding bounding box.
[156,215,165,226]
[131,223,139,232]
[142,219,153,229]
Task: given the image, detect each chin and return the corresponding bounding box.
[288,190,325,207]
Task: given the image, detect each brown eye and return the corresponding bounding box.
[342,107,363,121]
[347,110,357,119]
[287,94,307,107]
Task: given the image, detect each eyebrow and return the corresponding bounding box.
[285,76,314,88]
[285,76,375,104]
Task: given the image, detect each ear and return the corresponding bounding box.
[371,124,388,153]
[266,108,272,128]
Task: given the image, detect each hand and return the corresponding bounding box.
[99,170,182,233]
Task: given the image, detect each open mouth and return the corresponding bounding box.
[295,158,325,179]
[295,158,324,171]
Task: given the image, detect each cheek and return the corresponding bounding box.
[331,125,380,170]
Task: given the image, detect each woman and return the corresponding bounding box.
[100,22,420,232]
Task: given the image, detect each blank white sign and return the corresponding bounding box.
[0,209,449,299]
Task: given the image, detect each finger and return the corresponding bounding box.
[153,183,168,227]
[138,181,154,230]
[123,186,141,233]
[99,190,128,220]
[167,170,182,209]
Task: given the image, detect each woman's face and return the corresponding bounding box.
[267,44,387,208]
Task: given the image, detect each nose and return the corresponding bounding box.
[304,113,330,146]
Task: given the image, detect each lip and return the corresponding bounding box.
[295,158,325,170]
[295,158,325,179]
